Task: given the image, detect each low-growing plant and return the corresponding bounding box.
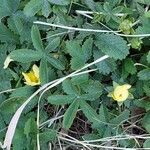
[0,0,150,150]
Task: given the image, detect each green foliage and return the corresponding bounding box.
[8,49,43,63]
[0,0,150,149]
[138,69,150,80]
[63,100,79,129]
[95,33,129,60]
[31,25,44,51]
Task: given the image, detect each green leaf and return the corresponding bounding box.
[0,0,20,19]
[48,0,70,5]
[46,55,65,70]
[124,58,137,75]
[24,118,37,138]
[147,51,150,63]
[142,112,150,133]
[144,139,150,148]
[8,49,43,63]
[66,40,85,70]
[0,22,19,43]
[95,33,129,60]
[138,69,150,80]
[45,37,60,52]
[42,0,52,18]
[110,110,130,126]
[62,79,78,95]
[82,37,93,61]
[24,0,42,17]
[80,100,99,123]
[136,0,150,5]
[71,74,89,86]
[40,59,49,85]
[79,92,101,101]
[10,86,35,98]
[136,17,150,34]
[31,25,44,51]
[48,95,76,105]
[93,50,116,74]
[63,100,79,129]
[40,130,56,144]
[84,0,95,10]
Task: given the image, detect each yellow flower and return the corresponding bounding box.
[110,84,131,102]
[22,64,40,86]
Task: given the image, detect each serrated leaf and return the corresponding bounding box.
[79,92,101,101]
[8,49,43,63]
[62,79,78,95]
[95,33,129,60]
[42,0,52,17]
[48,95,76,105]
[110,110,130,125]
[124,58,137,75]
[136,17,150,34]
[0,0,20,19]
[66,40,85,70]
[93,50,116,74]
[71,74,89,85]
[48,0,70,5]
[31,25,44,51]
[80,100,99,123]
[0,22,19,43]
[147,51,150,63]
[24,118,37,137]
[82,37,93,61]
[8,14,24,35]
[24,0,42,17]
[40,130,56,144]
[63,100,79,129]
[84,0,95,10]
[138,69,150,80]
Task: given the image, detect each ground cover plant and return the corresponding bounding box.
[0,0,150,149]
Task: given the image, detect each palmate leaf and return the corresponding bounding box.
[63,100,79,129]
[66,38,93,70]
[94,33,129,60]
[66,40,85,70]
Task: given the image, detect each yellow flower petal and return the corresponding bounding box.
[22,65,40,86]
[3,56,13,69]
[110,84,132,102]
[32,64,40,79]
[22,72,32,84]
